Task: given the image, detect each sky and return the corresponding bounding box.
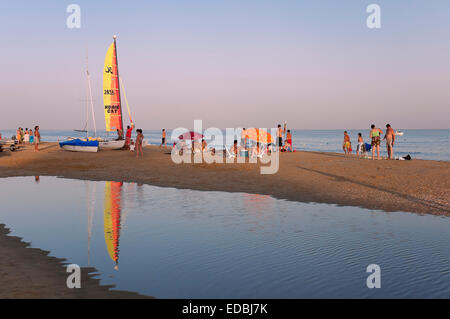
[0,0,449,130]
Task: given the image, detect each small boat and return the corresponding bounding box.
[59,138,99,152]
[99,139,126,149]
[395,131,404,136]
[63,51,99,152]
[100,35,134,150]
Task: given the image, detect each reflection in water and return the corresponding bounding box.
[242,193,271,214]
[1,177,449,298]
[86,181,96,266]
[103,181,123,270]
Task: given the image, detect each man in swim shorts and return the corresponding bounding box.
[383,124,395,159]
[342,131,351,155]
[277,124,285,152]
[356,132,364,158]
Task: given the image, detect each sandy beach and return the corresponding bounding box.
[1,142,449,216]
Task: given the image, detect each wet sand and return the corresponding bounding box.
[0,142,449,298]
[0,224,150,298]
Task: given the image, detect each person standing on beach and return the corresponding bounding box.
[383,124,395,159]
[116,128,124,140]
[241,128,247,150]
[135,129,144,157]
[34,126,40,152]
[24,128,29,144]
[370,124,383,160]
[202,139,208,152]
[125,124,135,149]
[342,131,351,155]
[160,129,166,149]
[286,130,292,150]
[356,133,364,158]
[277,124,285,152]
[231,139,238,157]
[29,128,34,145]
[16,128,21,144]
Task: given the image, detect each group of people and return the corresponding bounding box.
[343,124,396,160]
[15,126,40,151]
[167,124,294,158]
[122,124,144,157]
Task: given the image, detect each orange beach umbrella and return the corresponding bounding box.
[243,128,273,144]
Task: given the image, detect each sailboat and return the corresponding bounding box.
[60,53,99,153]
[99,35,133,150]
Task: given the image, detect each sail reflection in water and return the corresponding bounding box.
[103,181,123,270]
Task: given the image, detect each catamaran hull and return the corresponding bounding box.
[59,139,99,153]
[99,140,126,150]
[61,145,98,152]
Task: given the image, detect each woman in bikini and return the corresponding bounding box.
[135,129,144,157]
[370,124,383,160]
[34,126,40,152]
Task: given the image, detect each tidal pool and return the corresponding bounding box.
[0,177,448,298]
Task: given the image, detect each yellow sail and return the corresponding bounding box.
[103,41,123,132]
[103,181,122,267]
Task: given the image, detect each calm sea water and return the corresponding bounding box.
[2,129,449,161]
[0,177,449,298]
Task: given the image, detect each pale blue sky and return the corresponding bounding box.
[1,1,449,129]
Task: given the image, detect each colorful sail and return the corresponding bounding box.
[103,40,123,132]
[104,181,123,267]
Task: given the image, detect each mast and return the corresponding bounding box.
[85,50,89,138]
[86,52,97,137]
[113,35,124,138]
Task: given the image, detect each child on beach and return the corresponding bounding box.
[24,128,29,144]
[29,129,34,144]
[356,133,364,157]
[286,130,292,149]
[135,129,144,157]
[342,131,351,155]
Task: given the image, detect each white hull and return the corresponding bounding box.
[99,140,126,150]
[61,145,98,153]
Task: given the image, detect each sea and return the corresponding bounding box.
[1,129,449,161]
